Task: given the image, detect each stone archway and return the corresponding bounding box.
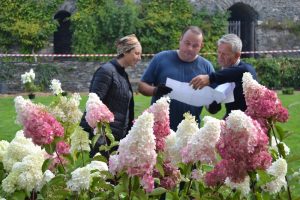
[53,10,72,59]
[228,2,258,57]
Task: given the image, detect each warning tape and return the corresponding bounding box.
[0,49,299,57]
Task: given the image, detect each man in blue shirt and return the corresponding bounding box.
[190,33,257,118]
[138,26,215,131]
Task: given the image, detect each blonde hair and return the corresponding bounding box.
[116,34,140,57]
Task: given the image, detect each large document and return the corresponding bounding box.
[166,78,235,107]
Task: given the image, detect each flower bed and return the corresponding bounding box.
[0,73,299,200]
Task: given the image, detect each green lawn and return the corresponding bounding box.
[0,92,300,197]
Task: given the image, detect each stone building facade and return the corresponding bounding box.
[190,0,300,54]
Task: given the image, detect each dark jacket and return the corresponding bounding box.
[209,61,257,118]
[80,59,134,144]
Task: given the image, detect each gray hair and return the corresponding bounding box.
[217,34,242,53]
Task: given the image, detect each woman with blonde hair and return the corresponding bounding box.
[80,34,142,157]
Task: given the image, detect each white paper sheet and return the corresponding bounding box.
[166,78,235,107]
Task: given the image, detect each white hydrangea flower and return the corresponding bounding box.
[226,110,255,133]
[242,72,260,93]
[225,176,251,196]
[182,116,221,164]
[148,96,170,121]
[1,171,18,193]
[36,170,55,191]
[270,136,290,156]
[87,161,109,179]
[0,140,9,162]
[164,130,176,162]
[21,69,35,84]
[50,79,63,95]
[2,151,45,194]
[165,113,199,165]
[2,130,45,172]
[67,167,91,192]
[14,96,32,125]
[109,112,156,176]
[70,127,91,154]
[118,111,156,168]
[49,93,82,124]
[262,158,288,194]
[67,160,109,192]
[87,160,108,171]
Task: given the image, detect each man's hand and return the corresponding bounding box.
[153,84,173,98]
[190,75,210,89]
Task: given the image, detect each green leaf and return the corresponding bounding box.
[256,170,276,187]
[105,123,115,143]
[42,158,53,173]
[92,154,108,163]
[277,143,286,159]
[155,162,165,177]
[11,190,26,200]
[168,191,180,200]
[148,187,167,196]
[275,124,285,141]
[132,189,148,200]
[48,174,66,186]
[44,143,55,154]
[64,154,74,164]
[92,133,101,148]
[109,141,119,149]
[201,164,214,172]
[131,176,140,191]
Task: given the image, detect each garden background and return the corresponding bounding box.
[1,0,300,199]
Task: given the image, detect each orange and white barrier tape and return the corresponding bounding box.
[0,49,299,57]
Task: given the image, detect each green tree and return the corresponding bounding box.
[137,0,196,53]
[135,0,228,64]
[71,0,139,56]
[193,9,229,64]
[0,0,64,53]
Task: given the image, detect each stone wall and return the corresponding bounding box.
[191,0,300,21]
[191,0,300,52]
[0,59,151,94]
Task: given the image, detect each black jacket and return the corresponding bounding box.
[80,59,134,143]
[209,61,257,118]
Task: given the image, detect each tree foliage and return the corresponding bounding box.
[136,0,228,59]
[0,0,228,57]
[71,0,139,54]
[0,0,64,53]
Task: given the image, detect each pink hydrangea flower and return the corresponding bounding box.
[109,112,156,192]
[14,96,64,146]
[153,160,180,190]
[205,110,272,186]
[56,141,70,155]
[85,93,114,128]
[242,72,289,123]
[147,97,171,151]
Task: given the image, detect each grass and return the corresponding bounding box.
[0,91,300,197]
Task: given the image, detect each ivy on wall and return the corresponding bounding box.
[261,19,300,37]
[71,0,139,56]
[0,0,228,59]
[0,0,64,54]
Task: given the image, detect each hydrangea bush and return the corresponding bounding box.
[0,75,299,200]
[21,69,38,94]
